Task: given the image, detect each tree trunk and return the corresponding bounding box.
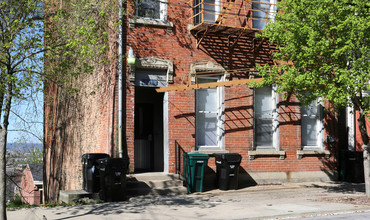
[0,81,13,220]
[358,113,369,145]
[358,112,370,197]
[363,145,370,197]
[0,128,7,220]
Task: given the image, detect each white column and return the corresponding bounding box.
[163,92,169,173]
[347,106,355,151]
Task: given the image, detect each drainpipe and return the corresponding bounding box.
[118,0,123,158]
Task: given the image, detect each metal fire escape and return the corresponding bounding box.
[190,0,277,48]
[156,0,277,93]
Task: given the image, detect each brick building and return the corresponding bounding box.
[44,0,341,201]
[20,164,43,205]
[7,164,43,205]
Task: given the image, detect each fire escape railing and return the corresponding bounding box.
[189,0,277,31]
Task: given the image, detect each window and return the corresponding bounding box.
[252,0,277,29]
[203,0,220,22]
[136,0,167,20]
[301,99,323,149]
[254,85,279,150]
[196,77,224,150]
[193,0,220,25]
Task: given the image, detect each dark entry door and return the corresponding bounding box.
[134,87,164,172]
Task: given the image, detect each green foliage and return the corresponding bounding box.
[26,146,43,164]
[257,0,370,110]
[6,194,35,209]
[0,0,117,216]
[41,199,103,208]
[9,194,24,207]
[6,194,102,209]
[0,0,44,103]
[1,0,118,112]
[44,0,118,89]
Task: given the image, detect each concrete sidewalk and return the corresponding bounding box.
[7,181,370,220]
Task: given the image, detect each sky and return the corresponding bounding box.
[7,90,43,144]
[3,9,44,145]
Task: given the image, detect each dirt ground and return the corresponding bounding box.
[319,195,370,206]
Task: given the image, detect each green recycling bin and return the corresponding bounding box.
[184,152,209,193]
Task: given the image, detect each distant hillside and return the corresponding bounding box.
[7,143,42,151]
[6,143,43,166]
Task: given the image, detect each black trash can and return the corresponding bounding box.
[81,153,110,193]
[345,151,364,183]
[97,158,128,202]
[214,153,242,190]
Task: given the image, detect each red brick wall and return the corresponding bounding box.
[44,16,119,201]
[20,167,41,205]
[126,0,338,174]
[355,111,370,151]
[44,0,339,202]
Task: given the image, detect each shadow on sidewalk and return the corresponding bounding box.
[50,194,219,220]
[304,182,365,194]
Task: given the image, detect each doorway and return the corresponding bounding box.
[134,87,164,172]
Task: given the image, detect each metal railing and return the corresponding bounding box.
[175,140,187,179]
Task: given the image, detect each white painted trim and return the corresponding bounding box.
[195,76,224,151]
[272,84,279,150]
[219,85,225,150]
[254,85,279,150]
[269,0,277,21]
[317,104,324,150]
[163,92,169,173]
[135,0,167,21]
[160,0,167,21]
[215,0,221,19]
[347,106,355,151]
[301,99,324,150]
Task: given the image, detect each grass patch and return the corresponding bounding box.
[7,194,103,210]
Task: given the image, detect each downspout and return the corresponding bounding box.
[118,0,123,158]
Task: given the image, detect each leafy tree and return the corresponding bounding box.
[0,0,115,218]
[0,1,44,218]
[257,0,370,195]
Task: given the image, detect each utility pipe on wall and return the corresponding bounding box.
[118,0,123,158]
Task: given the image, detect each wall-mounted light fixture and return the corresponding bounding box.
[127,47,135,65]
[128,47,135,81]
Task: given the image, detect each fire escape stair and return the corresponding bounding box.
[216,0,236,24]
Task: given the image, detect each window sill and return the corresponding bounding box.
[195,150,229,155]
[248,150,286,160]
[129,18,174,32]
[297,150,330,160]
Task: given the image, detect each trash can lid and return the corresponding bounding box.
[187,152,209,159]
[96,158,128,168]
[214,153,242,162]
[81,153,110,160]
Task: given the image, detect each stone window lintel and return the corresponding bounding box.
[130,57,174,84]
[190,61,229,83]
